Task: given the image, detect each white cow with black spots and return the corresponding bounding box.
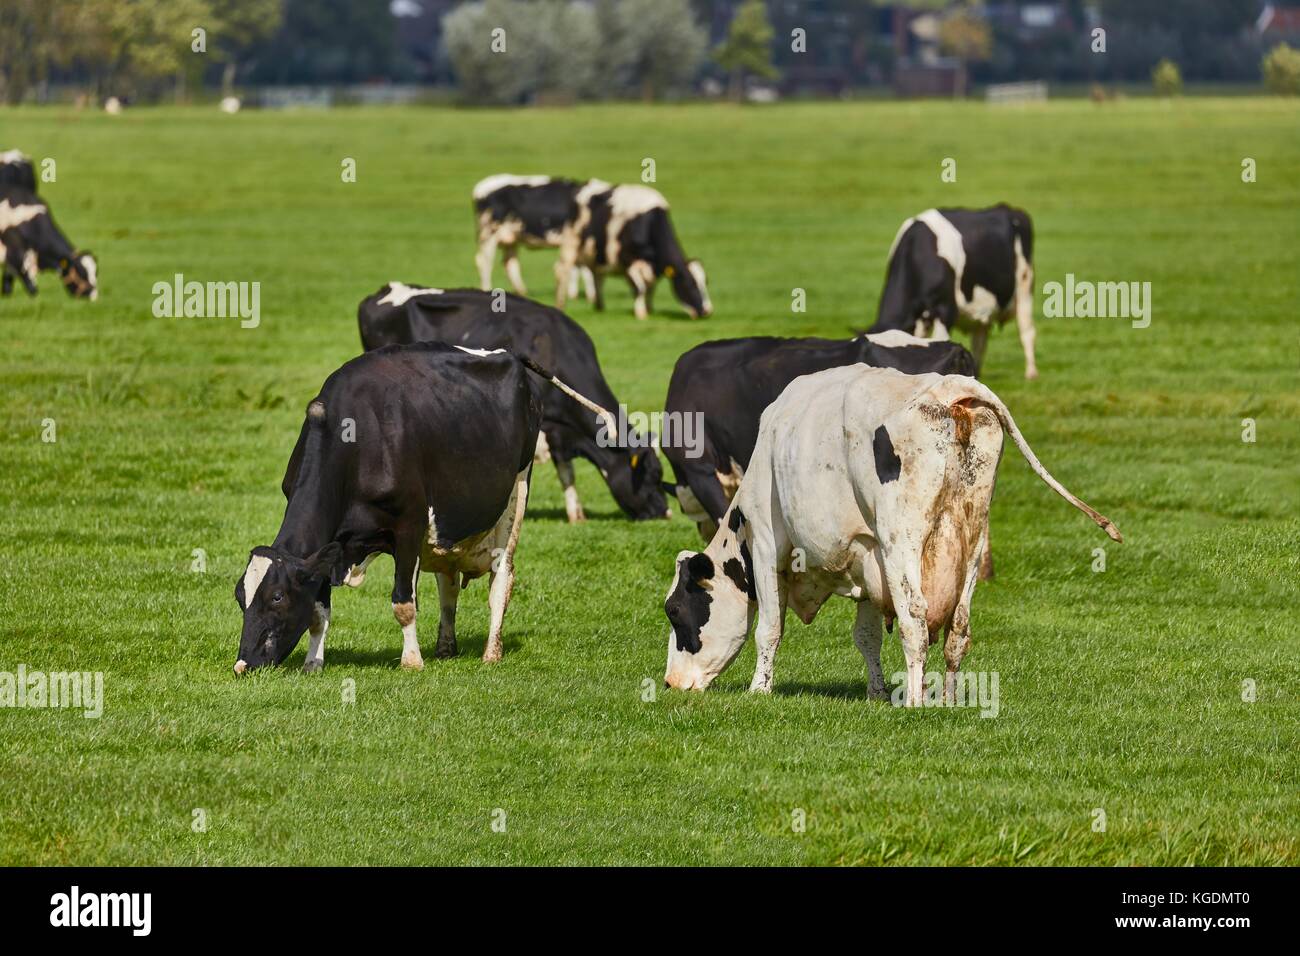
[662,365,1121,706]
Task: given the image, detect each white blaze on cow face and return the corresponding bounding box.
[377,282,444,307]
[687,260,711,317]
[239,554,273,609]
[80,254,99,300]
[663,548,751,691]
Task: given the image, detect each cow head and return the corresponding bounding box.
[59,252,98,300]
[665,259,711,319]
[233,543,340,674]
[607,439,670,520]
[663,527,754,690]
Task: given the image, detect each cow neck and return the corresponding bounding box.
[271,434,346,560]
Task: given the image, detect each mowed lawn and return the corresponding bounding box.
[0,99,1296,866]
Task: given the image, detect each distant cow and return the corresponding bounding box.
[557,183,711,321]
[0,150,36,192]
[358,282,670,522]
[662,365,1121,704]
[472,174,605,302]
[869,205,1036,378]
[0,185,98,299]
[662,330,976,538]
[235,341,614,674]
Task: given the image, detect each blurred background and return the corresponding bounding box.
[2,0,1299,109]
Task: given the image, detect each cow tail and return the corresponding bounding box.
[954,382,1123,543]
[517,355,618,438]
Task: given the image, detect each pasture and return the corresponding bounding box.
[0,98,1296,865]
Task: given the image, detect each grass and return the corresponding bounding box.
[0,98,1296,866]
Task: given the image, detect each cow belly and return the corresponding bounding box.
[421,469,527,579]
[785,535,888,625]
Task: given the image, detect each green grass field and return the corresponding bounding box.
[1,99,1296,865]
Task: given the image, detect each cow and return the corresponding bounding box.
[472,174,604,302]
[358,282,670,523]
[556,183,711,321]
[0,185,98,299]
[661,364,1121,707]
[0,150,36,192]
[868,204,1037,379]
[234,341,616,674]
[661,330,976,539]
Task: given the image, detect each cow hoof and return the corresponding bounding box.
[434,640,458,659]
[567,511,586,524]
[302,659,324,674]
[481,648,502,664]
[1024,369,1039,380]
[400,651,425,671]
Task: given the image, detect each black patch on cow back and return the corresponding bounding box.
[727,508,745,533]
[873,425,902,484]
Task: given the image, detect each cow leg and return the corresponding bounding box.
[553,240,579,308]
[483,473,529,663]
[592,271,606,311]
[432,571,460,658]
[554,457,585,523]
[475,236,498,292]
[748,566,786,693]
[885,559,928,707]
[943,534,983,705]
[581,267,597,304]
[502,245,527,295]
[1015,262,1038,380]
[566,264,581,300]
[392,539,424,671]
[627,260,654,320]
[968,324,989,376]
[852,601,888,699]
[303,582,332,673]
[1,270,12,295]
[978,526,994,581]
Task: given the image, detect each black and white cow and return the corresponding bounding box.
[358,282,670,523]
[662,330,976,538]
[869,204,1036,379]
[234,341,614,673]
[662,365,1121,703]
[472,174,605,302]
[0,150,37,192]
[0,185,98,299]
[557,183,711,321]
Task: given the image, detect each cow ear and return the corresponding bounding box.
[685,552,714,584]
[299,542,341,582]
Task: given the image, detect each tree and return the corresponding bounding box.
[208,0,284,96]
[443,0,539,105]
[615,0,707,102]
[937,6,992,98]
[1263,43,1300,96]
[1151,57,1182,96]
[714,0,778,102]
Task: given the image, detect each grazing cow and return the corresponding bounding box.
[869,204,1036,379]
[557,183,711,321]
[0,185,97,299]
[662,330,976,538]
[662,365,1121,705]
[235,341,614,674]
[358,282,670,522]
[0,150,36,192]
[472,174,604,302]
